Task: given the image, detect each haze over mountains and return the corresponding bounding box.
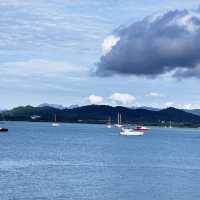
[38,103,79,110]
[183,109,200,117]
[131,106,161,112]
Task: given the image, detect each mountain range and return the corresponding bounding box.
[183,109,200,117]
[1,105,200,126]
[37,104,200,115]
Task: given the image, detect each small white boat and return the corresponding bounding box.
[115,124,123,128]
[31,115,40,120]
[52,123,60,127]
[52,114,60,127]
[169,121,172,128]
[120,127,144,136]
[106,117,112,128]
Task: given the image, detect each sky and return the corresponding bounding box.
[1,0,200,109]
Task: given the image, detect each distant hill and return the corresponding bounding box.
[184,109,200,116]
[131,106,161,111]
[68,104,79,109]
[1,105,200,126]
[38,103,66,110]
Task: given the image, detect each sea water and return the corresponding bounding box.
[0,122,200,200]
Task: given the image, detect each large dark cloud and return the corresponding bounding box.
[95,8,200,78]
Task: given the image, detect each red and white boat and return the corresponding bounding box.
[134,125,150,132]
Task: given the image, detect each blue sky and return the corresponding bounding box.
[1,0,200,109]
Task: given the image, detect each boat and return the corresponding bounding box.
[0,128,8,132]
[106,117,112,128]
[169,121,172,128]
[52,114,60,127]
[134,125,150,132]
[115,113,123,128]
[120,127,144,136]
[0,114,8,132]
[30,115,40,120]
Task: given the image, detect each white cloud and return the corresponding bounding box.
[164,102,200,109]
[165,102,174,107]
[88,95,104,105]
[102,35,120,55]
[181,104,193,110]
[175,103,200,110]
[146,92,164,97]
[110,93,136,106]
[170,11,200,33]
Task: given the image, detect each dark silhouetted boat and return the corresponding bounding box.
[0,128,8,132]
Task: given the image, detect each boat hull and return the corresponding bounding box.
[115,124,123,128]
[0,128,8,132]
[120,128,144,136]
[52,123,60,127]
[134,126,150,132]
[134,128,149,131]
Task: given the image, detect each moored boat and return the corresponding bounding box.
[120,127,144,136]
[0,128,8,132]
[107,125,112,128]
[134,125,150,132]
[52,114,60,127]
[169,121,172,128]
[106,117,112,128]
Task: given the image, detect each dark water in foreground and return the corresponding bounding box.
[0,122,200,200]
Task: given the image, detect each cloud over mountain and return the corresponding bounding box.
[96,7,200,78]
[109,93,136,106]
[88,95,104,105]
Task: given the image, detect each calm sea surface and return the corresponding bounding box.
[0,122,200,200]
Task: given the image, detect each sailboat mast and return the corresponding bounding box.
[54,114,57,122]
[117,113,118,124]
[108,116,111,125]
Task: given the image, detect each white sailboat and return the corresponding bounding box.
[169,121,172,128]
[115,113,123,128]
[52,114,60,127]
[106,116,112,128]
